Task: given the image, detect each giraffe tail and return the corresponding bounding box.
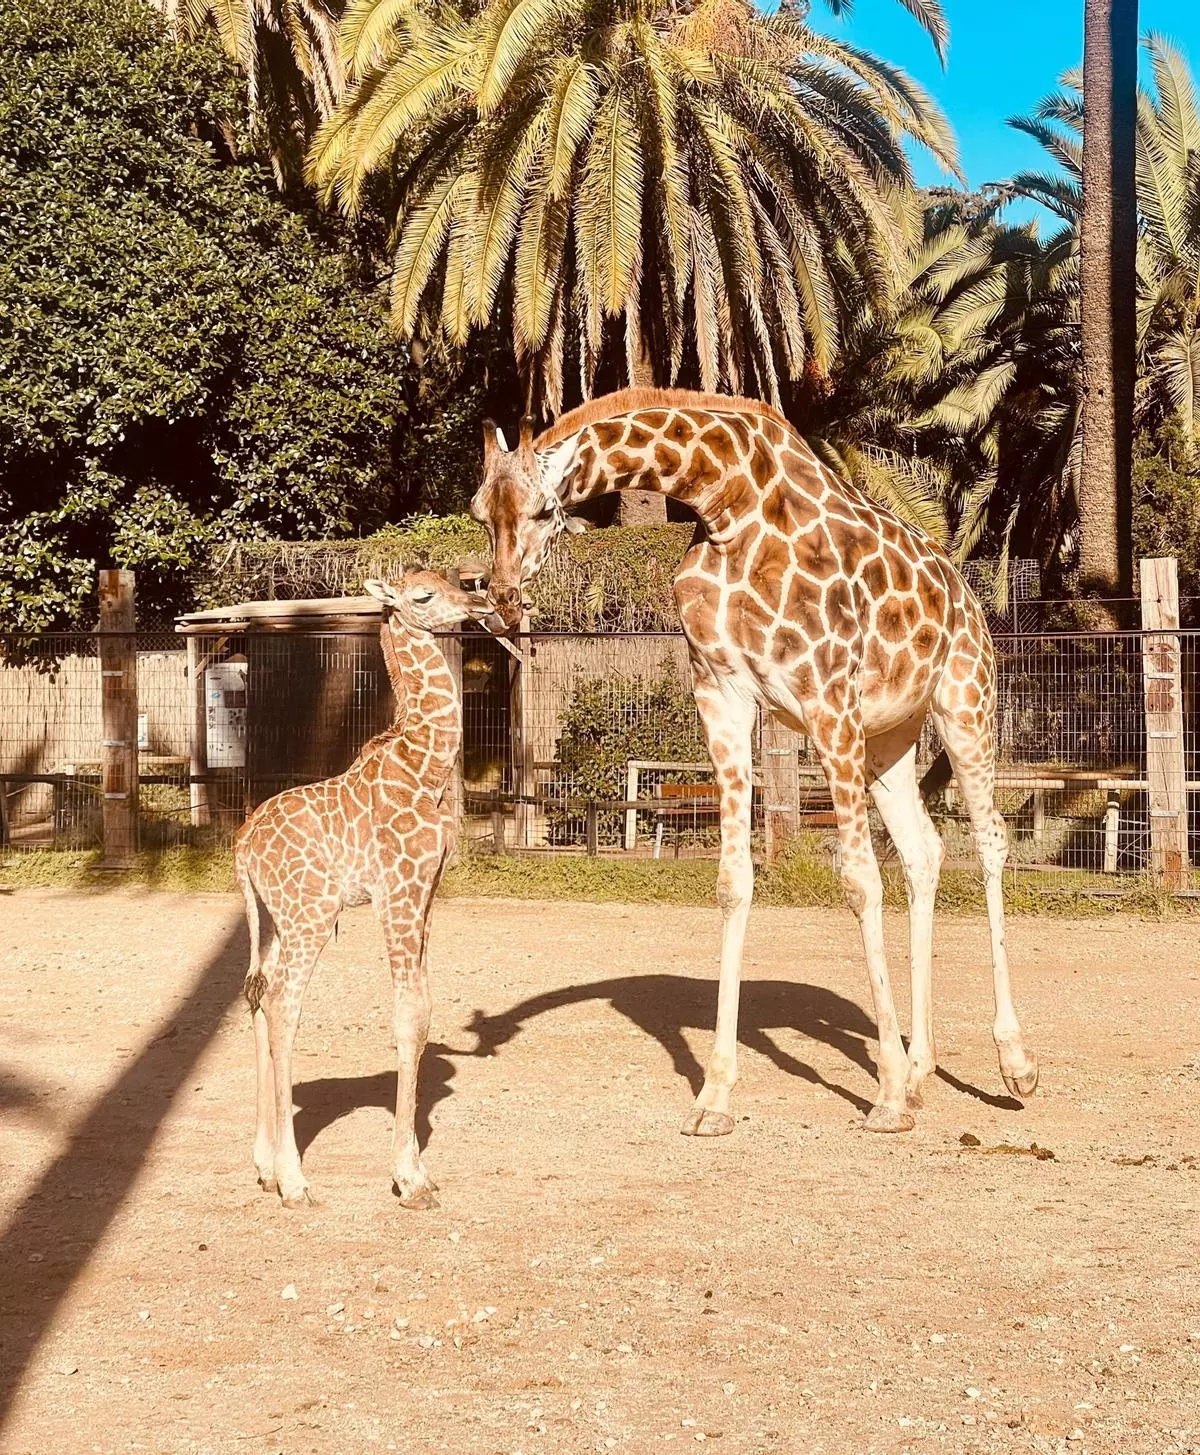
[236,849,267,1016]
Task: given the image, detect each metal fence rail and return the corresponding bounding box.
[2,620,1195,889]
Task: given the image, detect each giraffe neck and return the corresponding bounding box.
[557,407,787,540]
[380,624,461,785]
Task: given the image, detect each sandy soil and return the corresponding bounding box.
[0,888,1198,1455]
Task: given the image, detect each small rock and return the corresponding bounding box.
[471,1307,496,1323]
[723,1382,735,1396]
[448,1232,461,1244]
[55,1361,79,1376]
[959,1133,981,1148]
[28,1253,44,1264]
[326,1303,344,1316]
[137,1311,150,1321]
[965,1388,981,1399]
[930,1333,946,1344]
[417,1333,438,1348]
[616,1343,633,1354]
[393,1316,410,1330]
[280,1284,298,1301]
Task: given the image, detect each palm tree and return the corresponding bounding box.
[1077,0,1138,614]
[168,0,345,183]
[309,0,957,420]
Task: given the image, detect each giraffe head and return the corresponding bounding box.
[363,571,499,633]
[469,417,583,629]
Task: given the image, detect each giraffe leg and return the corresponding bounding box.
[808,704,912,1132]
[867,726,944,1109]
[681,669,757,1138]
[380,887,438,1209]
[263,904,338,1207]
[251,934,281,1189]
[932,702,1038,1099]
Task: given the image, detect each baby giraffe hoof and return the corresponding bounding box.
[1002,1055,1040,1100]
[864,1103,916,1134]
[257,1174,278,1195]
[281,1187,318,1210]
[680,1107,734,1137]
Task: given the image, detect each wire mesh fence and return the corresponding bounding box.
[2,624,1196,889]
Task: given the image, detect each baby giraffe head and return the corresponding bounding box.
[363,571,498,633]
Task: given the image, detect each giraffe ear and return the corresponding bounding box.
[538,435,580,500]
[363,579,399,607]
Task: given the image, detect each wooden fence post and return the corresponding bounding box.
[443,568,465,860]
[761,711,799,861]
[97,569,138,867]
[186,634,211,829]
[1140,557,1188,888]
[509,614,534,849]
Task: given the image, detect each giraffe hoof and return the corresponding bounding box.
[281,1187,318,1210]
[393,1183,438,1211]
[904,1085,924,1110]
[680,1108,735,1137]
[864,1104,915,1134]
[258,1175,278,1194]
[1002,1055,1040,1100]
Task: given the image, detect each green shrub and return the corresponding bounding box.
[555,668,707,799]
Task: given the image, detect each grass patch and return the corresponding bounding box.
[0,846,235,893]
[1,842,1188,918]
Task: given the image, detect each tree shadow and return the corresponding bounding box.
[292,1043,458,1160]
[0,1065,56,1128]
[0,922,246,1434]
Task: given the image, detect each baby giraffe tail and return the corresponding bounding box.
[235,846,268,1016]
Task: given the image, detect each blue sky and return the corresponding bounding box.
[805,0,1200,225]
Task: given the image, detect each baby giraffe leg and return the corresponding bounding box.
[381,891,437,1208]
[263,906,337,1207]
[249,935,281,1189]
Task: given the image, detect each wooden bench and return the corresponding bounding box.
[652,782,720,858]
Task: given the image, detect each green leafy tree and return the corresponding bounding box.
[309,0,957,413]
[0,0,415,631]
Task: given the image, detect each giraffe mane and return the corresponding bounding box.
[533,388,798,450]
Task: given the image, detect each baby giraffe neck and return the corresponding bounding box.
[382,624,462,783]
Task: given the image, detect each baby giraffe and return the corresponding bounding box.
[235,571,493,1209]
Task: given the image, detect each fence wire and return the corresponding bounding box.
[2,627,1196,888]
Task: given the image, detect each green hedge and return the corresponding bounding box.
[203,518,698,631]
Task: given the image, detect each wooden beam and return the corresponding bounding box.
[1140,557,1188,888]
[97,570,138,868]
[761,712,800,861]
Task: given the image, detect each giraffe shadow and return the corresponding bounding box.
[292,1044,457,1159]
[463,973,1020,1117]
[289,974,1019,1155]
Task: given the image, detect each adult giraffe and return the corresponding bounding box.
[472,389,1039,1135]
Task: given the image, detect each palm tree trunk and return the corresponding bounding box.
[617,327,667,525]
[1078,0,1138,622]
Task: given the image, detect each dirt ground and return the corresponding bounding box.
[0,888,1198,1455]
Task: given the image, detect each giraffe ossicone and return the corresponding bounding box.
[235,569,494,1208]
[472,387,1039,1134]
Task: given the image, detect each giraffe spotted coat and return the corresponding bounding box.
[475,389,1038,1136]
[234,571,493,1208]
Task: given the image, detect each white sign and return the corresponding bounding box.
[206,657,248,768]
